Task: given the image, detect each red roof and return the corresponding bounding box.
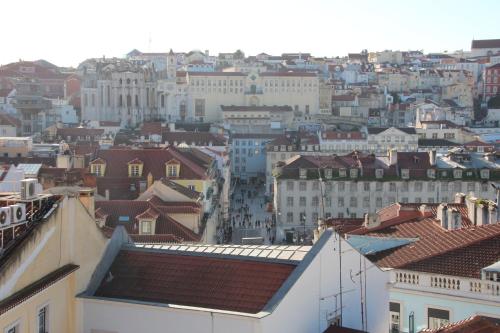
[57,127,104,138]
[162,131,227,146]
[94,147,209,180]
[94,249,296,313]
[0,114,21,128]
[420,315,500,333]
[332,95,355,102]
[346,203,500,278]
[260,71,317,77]
[95,200,201,242]
[464,140,494,147]
[471,39,500,49]
[141,122,162,136]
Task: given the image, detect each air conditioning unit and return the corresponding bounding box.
[10,204,26,224]
[0,207,12,228]
[20,179,38,200]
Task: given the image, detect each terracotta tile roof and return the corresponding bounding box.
[464,140,494,147]
[471,39,500,49]
[221,105,293,112]
[0,264,79,316]
[141,122,162,136]
[0,88,13,97]
[420,315,500,333]
[162,131,227,146]
[396,152,431,169]
[95,200,201,242]
[94,249,296,313]
[367,127,417,135]
[94,147,209,180]
[56,127,104,137]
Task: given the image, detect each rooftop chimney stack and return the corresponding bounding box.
[389,149,397,166]
[364,213,380,229]
[454,193,466,204]
[429,150,437,166]
[437,203,448,229]
[488,203,498,225]
[465,196,477,225]
[476,201,489,226]
[448,208,462,230]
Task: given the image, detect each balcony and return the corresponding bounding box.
[244,88,263,95]
[391,270,500,303]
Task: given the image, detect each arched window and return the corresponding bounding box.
[135,95,139,107]
[119,95,123,107]
[161,95,165,108]
[127,94,132,107]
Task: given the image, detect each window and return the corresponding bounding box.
[389,183,396,192]
[287,197,294,207]
[454,181,462,192]
[427,169,436,179]
[401,169,410,179]
[350,182,357,192]
[38,304,48,333]
[350,168,358,178]
[481,183,489,192]
[286,212,293,223]
[299,181,307,191]
[141,221,152,234]
[299,168,307,179]
[5,320,20,333]
[481,169,490,179]
[453,169,462,179]
[187,185,196,191]
[364,182,370,191]
[375,169,384,179]
[286,181,294,191]
[414,182,423,192]
[299,197,307,206]
[92,164,103,176]
[350,197,357,207]
[339,168,347,177]
[312,181,319,191]
[428,308,450,330]
[338,197,344,207]
[376,182,383,191]
[390,302,401,333]
[312,196,319,206]
[167,164,178,177]
[195,99,205,117]
[376,197,382,207]
[467,182,475,192]
[338,182,345,191]
[130,165,140,177]
[363,197,370,208]
[441,182,449,192]
[325,197,332,207]
[325,168,333,179]
[428,182,435,191]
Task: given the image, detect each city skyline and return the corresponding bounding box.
[2,0,499,67]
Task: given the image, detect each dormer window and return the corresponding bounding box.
[274,146,278,152]
[481,169,490,179]
[90,158,106,177]
[350,168,358,178]
[325,168,333,179]
[427,169,436,179]
[299,168,307,179]
[166,159,180,178]
[453,169,463,179]
[401,169,410,179]
[140,220,153,235]
[375,169,384,179]
[127,158,143,177]
[339,168,347,177]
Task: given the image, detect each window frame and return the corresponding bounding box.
[37,302,49,333]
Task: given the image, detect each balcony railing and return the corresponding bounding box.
[391,270,500,302]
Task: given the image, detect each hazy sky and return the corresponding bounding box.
[2,0,499,67]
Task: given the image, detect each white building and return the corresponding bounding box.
[272,150,499,241]
[78,229,389,333]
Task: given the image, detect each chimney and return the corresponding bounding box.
[168,123,175,132]
[454,193,466,204]
[429,150,437,166]
[447,208,462,230]
[56,154,72,170]
[466,196,477,225]
[476,201,489,226]
[437,203,448,229]
[488,203,498,225]
[419,204,432,217]
[389,149,397,166]
[78,188,95,216]
[364,213,380,229]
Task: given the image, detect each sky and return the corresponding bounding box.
[2,0,500,68]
